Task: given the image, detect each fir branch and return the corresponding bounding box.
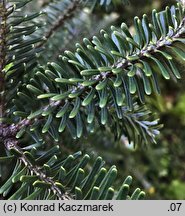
[12,4,184,144]
[34,5,185,112]
[37,0,81,48]
[23,14,185,117]
[0,1,44,104]
[4,136,72,200]
[0,121,71,199]
[55,9,184,107]
[113,19,185,74]
[68,16,185,98]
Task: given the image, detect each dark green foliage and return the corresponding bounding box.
[4,1,43,83]
[13,4,184,144]
[0,149,145,200]
[0,0,185,200]
[0,0,44,121]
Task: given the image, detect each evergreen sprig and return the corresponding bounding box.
[0,0,185,200]
[0,0,145,200]
[13,3,184,144]
[0,145,145,200]
[0,0,44,123]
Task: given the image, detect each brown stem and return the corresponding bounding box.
[37,0,81,48]
[4,136,72,200]
[0,1,7,119]
[0,120,72,199]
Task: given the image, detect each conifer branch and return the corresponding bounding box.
[93,16,185,88]
[20,14,185,125]
[56,11,185,106]
[0,121,72,200]
[37,0,81,48]
[12,3,184,145]
[0,0,151,201]
[3,133,72,200]
[39,7,185,110]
